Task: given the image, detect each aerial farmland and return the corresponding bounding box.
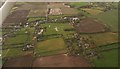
[1,2,119,68]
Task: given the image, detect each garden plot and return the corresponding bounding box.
[75,18,107,33]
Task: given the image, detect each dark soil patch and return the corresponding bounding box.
[2,55,33,67]
[3,10,30,26]
[74,18,107,33]
[33,54,91,67]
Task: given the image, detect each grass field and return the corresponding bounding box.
[4,27,35,45]
[35,38,67,56]
[81,32,118,46]
[41,23,75,37]
[82,8,103,15]
[2,48,25,58]
[4,34,28,45]
[93,48,118,67]
[99,43,119,51]
[27,17,46,22]
[69,2,89,8]
[94,10,118,32]
[35,23,75,56]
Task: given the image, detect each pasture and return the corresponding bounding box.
[3,27,35,46]
[94,10,118,32]
[93,48,118,67]
[2,48,25,58]
[2,27,35,58]
[69,2,89,8]
[35,38,67,56]
[81,32,118,46]
[82,8,103,15]
[41,23,75,38]
[35,23,75,56]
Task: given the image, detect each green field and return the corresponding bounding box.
[81,32,118,46]
[73,3,118,32]
[35,23,75,56]
[2,48,25,58]
[41,23,75,38]
[2,27,35,58]
[28,17,46,22]
[82,8,103,15]
[99,43,119,51]
[4,34,28,45]
[35,38,67,56]
[93,48,118,67]
[94,10,118,32]
[69,2,89,8]
[4,27,35,46]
